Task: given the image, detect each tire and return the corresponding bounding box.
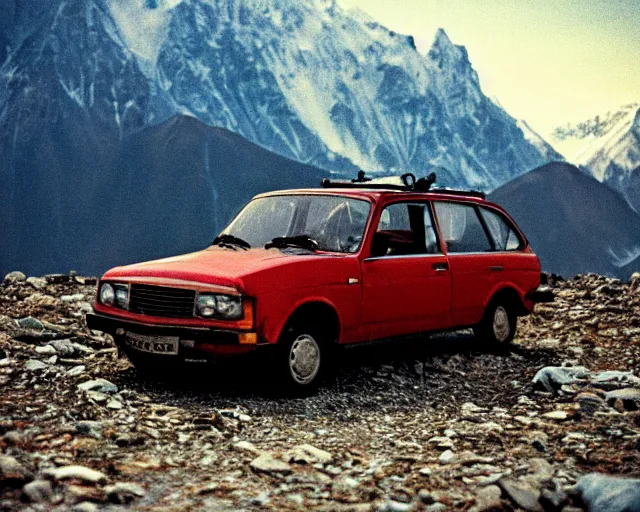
[276,325,327,395]
[474,300,517,345]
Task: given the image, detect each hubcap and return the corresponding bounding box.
[289,334,321,385]
[493,306,511,343]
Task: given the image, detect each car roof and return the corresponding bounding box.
[255,188,490,205]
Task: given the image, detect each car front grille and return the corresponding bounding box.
[128,284,196,318]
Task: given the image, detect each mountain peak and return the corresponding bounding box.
[432,28,453,48]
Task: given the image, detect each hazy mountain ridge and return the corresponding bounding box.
[489,161,640,280]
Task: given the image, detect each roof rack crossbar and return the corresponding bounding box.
[320,171,486,199]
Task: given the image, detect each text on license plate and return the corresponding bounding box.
[125,332,179,355]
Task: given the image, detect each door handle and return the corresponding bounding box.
[432,262,449,272]
[489,265,504,272]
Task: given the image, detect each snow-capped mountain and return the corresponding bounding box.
[1,0,559,187]
[0,0,561,275]
[552,103,640,212]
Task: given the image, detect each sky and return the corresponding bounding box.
[336,0,640,138]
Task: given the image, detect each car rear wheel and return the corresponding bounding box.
[474,300,517,345]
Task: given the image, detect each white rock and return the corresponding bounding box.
[35,345,57,355]
[250,453,292,475]
[286,444,333,464]
[24,360,47,371]
[45,465,106,484]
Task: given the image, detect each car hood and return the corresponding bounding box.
[102,247,354,292]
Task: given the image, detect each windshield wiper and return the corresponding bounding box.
[212,234,251,250]
[265,235,319,251]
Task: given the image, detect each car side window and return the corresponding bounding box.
[434,201,492,253]
[371,203,440,257]
[479,207,523,251]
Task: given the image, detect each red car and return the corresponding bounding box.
[86,174,551,392]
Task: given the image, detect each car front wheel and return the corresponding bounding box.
[277,327,326,394]
[474,301,517,345]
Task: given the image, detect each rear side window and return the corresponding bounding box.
[479,207,522,251]
[371,202,440,257]
[434,202,492,253]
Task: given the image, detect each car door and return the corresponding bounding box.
[433,201,496,326]
[360,201,452,340]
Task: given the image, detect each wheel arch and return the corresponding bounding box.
[277,300,341,345]
[485,285,529,317]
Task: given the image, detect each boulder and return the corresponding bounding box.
[575,473,640,512]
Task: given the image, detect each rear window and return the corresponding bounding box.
[479,207,523,251]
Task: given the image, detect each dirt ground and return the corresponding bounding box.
[0,272,639,511]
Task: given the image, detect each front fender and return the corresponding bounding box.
[257,285,361,345]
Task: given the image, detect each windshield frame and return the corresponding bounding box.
[220,192,374,255]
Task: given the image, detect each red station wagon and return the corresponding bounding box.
[87,173,551,392]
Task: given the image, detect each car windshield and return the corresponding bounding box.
[220,195,371,253]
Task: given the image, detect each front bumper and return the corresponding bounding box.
[86,312,259,358]
[525,286,555,304]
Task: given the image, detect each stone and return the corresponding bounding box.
[45,465,107,484]
[4,271,26,282]
[72,502,99,512]
[17,317,44,330]
[250,453,292,475]
[470,485,502,512]
[286,444,333,464]
[439,450,492,465]
[542,410,570,421]
[75,421,104,439]
[22,480,53,503]
[24,359,47,371]
[605,388,640,411]
[532,366,590,393]
[66,365,86,377]
[576,392,606,415]
[540,489,568,511]
[114,433,146,447]
[418,490,435,505]
[0,455,33,485]
[438,450,455,464]
[591,370,640,390]
[498,479,542,512]
[26,277,47,289]
[107,399,123,410]
[105,482,146,504]
[35,345,57,355]
[77,378,118,393]
[61,293,85,302]
[233,440,262,455]
[48,339,76,356]
[379,501,414,512]
[575,473,640,512]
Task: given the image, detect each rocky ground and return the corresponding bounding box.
[0,272,639,511]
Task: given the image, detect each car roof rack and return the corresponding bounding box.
[320,171,486,199]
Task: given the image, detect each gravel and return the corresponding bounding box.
[0,272,639,510]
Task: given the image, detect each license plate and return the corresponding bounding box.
[124,332,179,355]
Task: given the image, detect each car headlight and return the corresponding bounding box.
[196,294,243,320]
[99,282,129,309]
[215,295,243,319]
[114,283,129,309]
[196,295,217,318]
[99,283,115,305]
